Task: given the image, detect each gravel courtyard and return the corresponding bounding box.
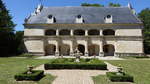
[34,62,118,84]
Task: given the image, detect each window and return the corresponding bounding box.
[76,15,84,23]
[74,29,85,35]
[105,15,113,23]
[88,29,99,35]
[107,15,111,19]
[103,29,115,36]
[45,29,56,36]
[47,14,56,23]
[59,29,70,35]
[48,15,53,19]
[77,15,82,18]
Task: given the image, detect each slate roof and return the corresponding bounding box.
[26,6,142,24]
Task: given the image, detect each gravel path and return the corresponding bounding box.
[34,62,118,84]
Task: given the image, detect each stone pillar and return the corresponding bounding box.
[55,41,59,56]
[56,29,59,36]
[85,30,88,36]
[100,29,103,36]
[99,41,104,57]
[85,41,88,56]
[70,41,74,56]
[71,29,73,36]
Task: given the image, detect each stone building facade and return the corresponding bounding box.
[24,4,144,57]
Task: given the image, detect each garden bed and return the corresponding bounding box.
[14,70,44,81]
[44,58,107,70]
[106,72,134,82]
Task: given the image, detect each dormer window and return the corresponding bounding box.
[77,15,82,18]
[47,14,55,23]
[76,15,84,23]
[107,15,111,19]
[105,15,113,23]
[48,15,53,19]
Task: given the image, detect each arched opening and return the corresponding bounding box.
[103,29,115,36]
[60,44,70,56]
[103,44,115,56]
[88,29,99,35]
[45,44,56,55]
[59,29,70,35]
[74,29,85,35]
[88,44,99,56]
[78,44,85,55]
[45,29,56,36]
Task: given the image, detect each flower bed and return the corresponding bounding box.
[44,58,107,70]
[14,70,44,81]
[106,72,134,82]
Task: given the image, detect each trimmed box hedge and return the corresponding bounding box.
[44,58,107,70]
[14,70,44,81]
[106,72,134,82]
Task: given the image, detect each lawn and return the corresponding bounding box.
[93,59,150,84]
[0,57,55,84]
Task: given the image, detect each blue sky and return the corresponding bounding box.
[2,0,150,31]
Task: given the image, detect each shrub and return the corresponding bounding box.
[44,58,107,70]
[106,72,134,82]
[14,70,44,81]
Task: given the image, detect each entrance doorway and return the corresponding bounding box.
[88,44,99,56]
[103,44,115,56]
[78,44,85,55]
[45,44,56,56]
[60,44,70,56]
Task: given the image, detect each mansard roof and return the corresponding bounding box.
[26,6,142,24]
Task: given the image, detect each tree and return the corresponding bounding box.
[0,0,16,56]
[81,3,104,7]
[109,3,121,7]
[15,31,25,54]
[138,8,150,54]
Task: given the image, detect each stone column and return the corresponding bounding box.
[70,41,74,56]
[85,41,88,56]
[56,29,59,36]
[99,41,104,57]
[71,29,73,36]
[85,30,88,36]
[100,29,103,36]
[55,41,59,56]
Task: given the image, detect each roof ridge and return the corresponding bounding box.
[43,6,129,8]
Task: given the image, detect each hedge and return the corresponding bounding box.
[14,70,44,81]
[106,72,134,82]
[44,58,107,70]
[45,63,107,70]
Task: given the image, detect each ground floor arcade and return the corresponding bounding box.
[24,36,144,57]
[45,43,115,56]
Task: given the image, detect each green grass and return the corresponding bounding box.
[0,57,55,84]
[93,59,150,84]
[93,75,131,84]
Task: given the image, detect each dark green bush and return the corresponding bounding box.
[44,58,107,70]
[106,72,134,82]
[14,70,44,81]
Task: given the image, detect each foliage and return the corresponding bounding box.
[44,58,107,70]
[109,3,121,7]
[93,75,132,84]
[81,3,104,7]
[106,72,133,82]
[138,8,150,54]
[15,31,25,54]
[14,70,44,81]
[0,0,16,56]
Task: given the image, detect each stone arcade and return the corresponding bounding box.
[24,4,144,57]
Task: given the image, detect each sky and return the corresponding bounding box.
[2,0,150,31]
